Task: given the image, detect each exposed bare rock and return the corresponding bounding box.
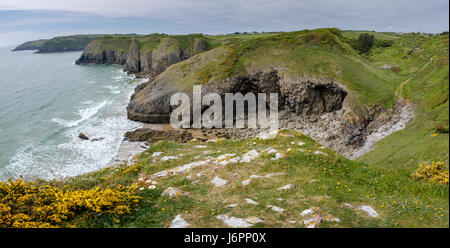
[161,187,189,198]
[78,133,89,140]
[169,214,190,228]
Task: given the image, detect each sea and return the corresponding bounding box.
[0,46,145,181]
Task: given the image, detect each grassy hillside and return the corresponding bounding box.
[11,39,48,51]
[360,33,449,173]
[342,30,400,40]
[2,129,447,227]
[12,34,141,53]
[157,28,398,115]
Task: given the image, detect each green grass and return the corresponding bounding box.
[342,30,400,40]
[56,129,448,228]
[155,28,399,114]
[13,34,141,53]
[360,34,449,179]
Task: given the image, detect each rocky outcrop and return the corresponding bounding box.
[125,39,140,73]
[76,35,211,78]
[126,63,414,158]
[75,50,128,65]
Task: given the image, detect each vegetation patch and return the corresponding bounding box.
[0,179,140,228]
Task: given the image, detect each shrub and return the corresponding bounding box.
[0,180,140,228]
[354,33,375,54]
[412,161,449,184]
[375,39,394,48]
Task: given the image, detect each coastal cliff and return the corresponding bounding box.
[75,34,216,78]
[125,29,414,158]
[12,34,110,53]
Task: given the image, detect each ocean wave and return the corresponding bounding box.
[51,100,110,128]
[0,74,145,181]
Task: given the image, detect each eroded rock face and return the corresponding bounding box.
[126,68,412,158]
[279,77,347,115]
[75,50,128,65]
[76,37,210,78]
[126,70,346,124]
[125,39,140,73]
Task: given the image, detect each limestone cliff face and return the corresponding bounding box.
[75,50,128,65]
[125,47,412,158]
[125,39,140,73]
[76,35,211,78]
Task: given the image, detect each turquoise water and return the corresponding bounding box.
[0,46,143,180]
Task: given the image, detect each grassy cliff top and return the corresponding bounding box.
[360,33,449,171]
[82,33,221,56]
[12,34,137,53]
[154,28,398,113]
[23,129,446,228]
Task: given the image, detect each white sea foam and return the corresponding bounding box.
[51,100,110,128]
[1,72,144,181]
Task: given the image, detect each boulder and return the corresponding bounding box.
[78,133,89,140]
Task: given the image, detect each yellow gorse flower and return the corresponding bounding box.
[412,161,449,184]
[0,179,140,228]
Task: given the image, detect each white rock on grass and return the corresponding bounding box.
[242,179,252,186]
[161,156,178,161]
[313,151,327,156]
[226,203,238,208]
[271,152,282,161]
[169,214,190,228]
[215,154,236,165]
[152,152,163,157]
[304,216,321,228]
[151,160,210,178]
[298,142,305,146]
[264,172,284,178]
[266,205,284,213]
[228,156,240,163]
[211,176,228,187]
[277,184,294,190]
[216,214,253,228]
[245,198,259,205]
[216,155,240,166]
[245,217,264,224]
[195,145,207,148]
[267,149,277,154]
[240,150,259,163]
[216,153,235,161]
[357,206,379,218]
[250,175,263,179]
[300,208,314,216]
[161,187,189,198]
[241,173,283,186]
[258,129,278,140]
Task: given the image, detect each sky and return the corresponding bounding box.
[0,0,448,47]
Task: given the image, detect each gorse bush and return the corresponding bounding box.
[412,161,449,184]
[0,180,140,228]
